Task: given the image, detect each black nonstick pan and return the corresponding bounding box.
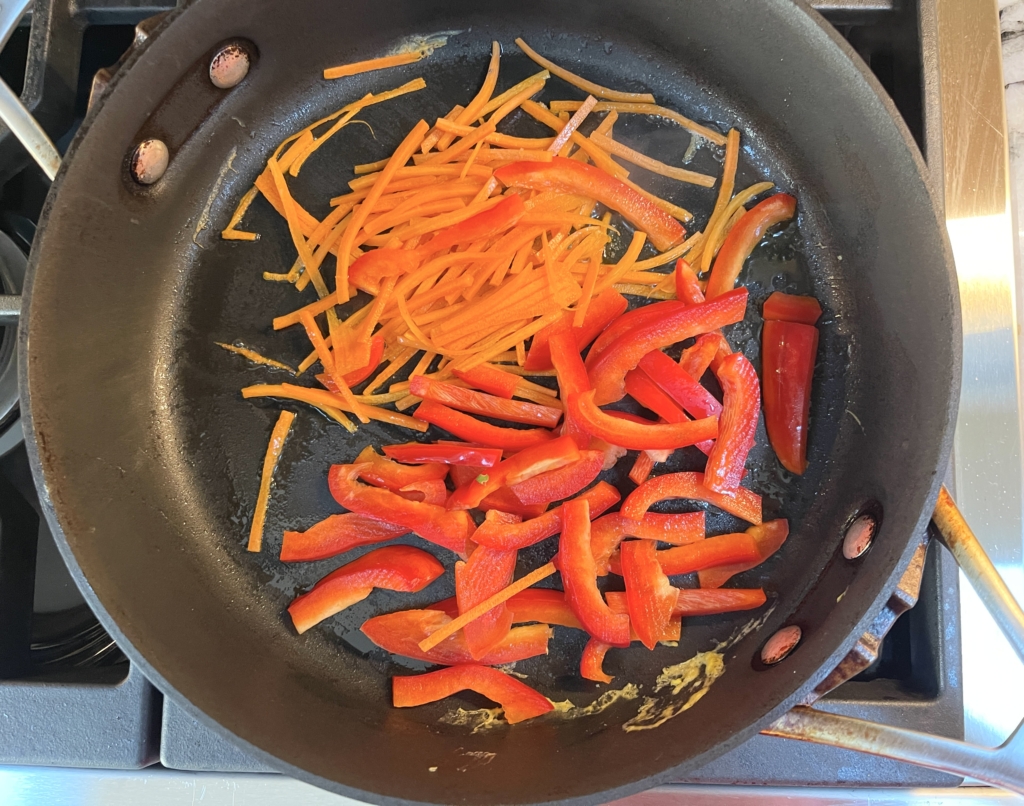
[18,0,965,802]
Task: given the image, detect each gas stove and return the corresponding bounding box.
[0,1,1018,802]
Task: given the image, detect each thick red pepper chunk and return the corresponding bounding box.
[392,664,554,724]
[288,546,444,634]
[573,390,719,450]
[762,291,822,325]
[590,512,705,576]
[414,400,554,451]
[581,638,614,683]
[354,445,448,490]
[509,450,604,505]
[621,539,678,650]
[494,157,686,251]
[456,542,518,659]
[382,442,502,468]
[411,375,562,428]
[453,363,521,399]
[762,320,818,475]
[280,513,407,562]
[328,464,474,554]
[587,288,749,405]
[361,609,553,666]
[472,481,621,550]
[623,471,763,525]
[559,498,631,647]
[705,194,797,299]
[525,288,628,371]
[703,353,760,493]
[699,519,790,588]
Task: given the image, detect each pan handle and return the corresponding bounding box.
[763,486,1024,794]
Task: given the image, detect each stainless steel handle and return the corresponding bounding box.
[0,293,19,325]
[764,488,1024,794]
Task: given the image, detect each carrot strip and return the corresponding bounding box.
[216,342,294,374]
[267,159,326,297]
[632,231,704,272]
[273,295,339,331]
[365,347,417,394]
[549,100,727,147]
[221,185,260,241]
[358,275,395,343]
[589,131,716,187]
[422,104,465,154]
[323,50,426,80]
[418,562,557,652]
[549,95,598,154]
[436,40,501,152]
[519,101,628,180]
[241,384,426,431]
[593,109,618,137]
[349,163,493,191]
[354,158,390,175]
[515,38,655,104]
[247,410,295,552]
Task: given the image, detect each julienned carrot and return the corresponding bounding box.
[241,384,423,431]
[589,131,717,187]
[515,38,655,104]
[216,342,294,374]
[520,100,628,180]
[549,95,598,154]
[247,410,295,552]
[549,99,728,147]
[324,50,426,80]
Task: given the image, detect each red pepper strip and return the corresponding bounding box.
[704,353,760,493]
[280,513,407,562]
[591,512,705,576]
[591,437,628,470]
[581,638,614,683]
[679,332,732,380]
[675,259,705,305]
[620,539,678,649]
[608,531,760,577]
[288,545,443,634]
[349,248,421,295]
[414,400,554,451]
[419,194,527,257]
[604,412,682,460]
[763,291,822,325]
[548,329,593,449]
[317,335,386,389]
[398,480,448,506]
[573,390,719,450]
[393,664,554,723]
[607,597,681,642]
[586,300,687,370]
[456,545,518,659]
[625,368,688,423]
[509,450,604,505]
[559,498,631,647]
[354,445,448,490]
[628,451,656,485]
[447,434,580,510]
[588,288,749,405]
[525,288,628,371]
[362,609,552,666]
[699,519,789,588]
[639,350,722,420]
[328,464,474,553]
[494,157,686,251]
[383,442,503,468]
[453,364,520,399]
[672,587,767,615]
[410,375,562,428]
[479,488,549,519]
[622,471,762,524]
[705,193,797,299]
[762,320,817,475]
[472,481,621,550]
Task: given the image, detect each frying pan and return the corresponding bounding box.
[11,0,996,801]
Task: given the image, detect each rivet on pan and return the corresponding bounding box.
[210,44,250,89]
[129,139,169,185]
[843,514,877,560]
[761,625,802,665]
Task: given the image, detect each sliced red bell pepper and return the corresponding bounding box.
[354,445,448,490]
[675,259,705,306]
[494,157,686,251]
[559,498,631,647]
[622,471,762,524]
[472,481,621,550]
[591,512,705,576]
[392,664,554,723]
[414,400,554,451]
[587,288,749,405]
[452,363,521,399]
[625,368,688,424]
[705,193,797,299]
[639,350,722,420]
[447,434,580,510]
[620,539,678,649]
[328,464,474,554]
[288,545,444,634]
[397,480,448,506]
[590,437,628,470]
[573,390,718,450]
[672,587,767,615]
[507,589,584,629]
[762,291,822,325]
[581,638,614,683]
[410,375,562,428]
[509,450,604,505]
[318,335,386,389]
[456,545,517,659]
[608,531,760,577]
[628,450,656,485]
[704,353,760,493]
[586,300,688,370]
[280,513,407,562]
[478,488,550,518]
[699,519,789,588]
[679,331,732,380]
[349,248,421,295]
[762,320,817,475]
[525,288,628,371]
[605,595,681,642]
[548,329,593,449]
[419,194,527,257]
[362,609,552,666]
[383,442,502,468]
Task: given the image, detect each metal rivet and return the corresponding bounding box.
[843,514,877,560]
[129,139,169,185]
[209,44,250,89]
[761,625,802,665]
